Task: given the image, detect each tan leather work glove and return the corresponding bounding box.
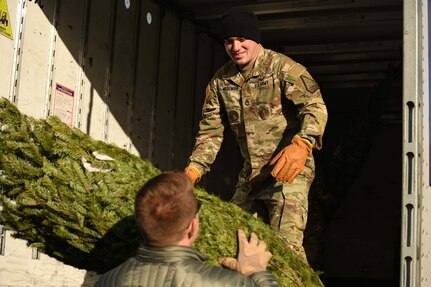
[184,165,201,185]
[270,135,312,183]
[219,229,272,277]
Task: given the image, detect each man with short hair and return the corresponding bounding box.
[185,6,328,262]
[95,171,278,287]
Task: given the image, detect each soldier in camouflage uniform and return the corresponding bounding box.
[185,7,327,262]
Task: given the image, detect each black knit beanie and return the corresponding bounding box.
[222,7,260,43]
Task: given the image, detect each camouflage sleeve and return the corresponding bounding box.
[282,62,328,150]
[188,81,225,176]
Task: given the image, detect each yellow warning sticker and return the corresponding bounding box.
[0,0,13,40]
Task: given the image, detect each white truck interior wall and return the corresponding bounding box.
[0,0,227,285]
[2,0,227,167]
[129,0,160,158]
[152,8,180,169]
[171,19,197,170]
[105,0,138,150]
[10,0,55,118]
[0,232,98,287]
[79,0,113,142]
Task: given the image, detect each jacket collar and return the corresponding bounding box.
[135,244,208,263]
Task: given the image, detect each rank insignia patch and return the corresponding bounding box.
[300,75,319,93]
[258,105,271,120]
[228,110,239,122]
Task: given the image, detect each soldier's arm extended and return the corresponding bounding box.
[187,81,226,179]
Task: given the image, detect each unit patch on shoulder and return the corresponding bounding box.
[300,75,319,93]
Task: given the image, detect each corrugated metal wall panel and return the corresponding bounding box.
[191,31,215,189]
[79,0,112,140]
[129,1,160,158]
[50,0,85,126]
[105,0,138,149]
[152,8,180,170]
[1,0,235,193]
[172,20,197,170]
[14,0,55,118]
[1,0,240,284]
[192,32,214,136]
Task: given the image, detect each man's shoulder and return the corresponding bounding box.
[256,47,298,75]
[94,257,136,287]
[213,61,237,80]
[262,47,295,63]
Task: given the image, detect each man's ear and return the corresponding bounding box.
[187,215,199,242]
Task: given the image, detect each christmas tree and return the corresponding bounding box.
[0,98,322,286]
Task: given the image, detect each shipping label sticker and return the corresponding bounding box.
[54,83,75,127]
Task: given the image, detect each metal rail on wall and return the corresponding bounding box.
[401,0,431,286]
[402,0,419,286]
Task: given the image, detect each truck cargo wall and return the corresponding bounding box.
[1,0,232,169]
[0,0,235,285]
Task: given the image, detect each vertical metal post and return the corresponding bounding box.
[102,0,118,143]
[419,0,431,285]
[402,0,420,286]
[0,225,5,256]
[75,0,90,129]
[8,0,26,104]
[43,0,59,118]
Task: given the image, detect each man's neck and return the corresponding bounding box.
[238,45,260,78]
[239,59,255,76]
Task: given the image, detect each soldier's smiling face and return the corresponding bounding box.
[224,37,260,68]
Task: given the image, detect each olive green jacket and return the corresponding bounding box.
[94,245,278,287]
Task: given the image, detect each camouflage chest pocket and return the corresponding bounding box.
[250,76,283,121]
[221,90,244,138]
[226,107,244,138]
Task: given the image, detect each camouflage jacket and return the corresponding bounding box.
[189,45,328,180]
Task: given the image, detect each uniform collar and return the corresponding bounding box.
[249,44,266,77]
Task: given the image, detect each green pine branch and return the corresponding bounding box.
[0,98,322,286]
